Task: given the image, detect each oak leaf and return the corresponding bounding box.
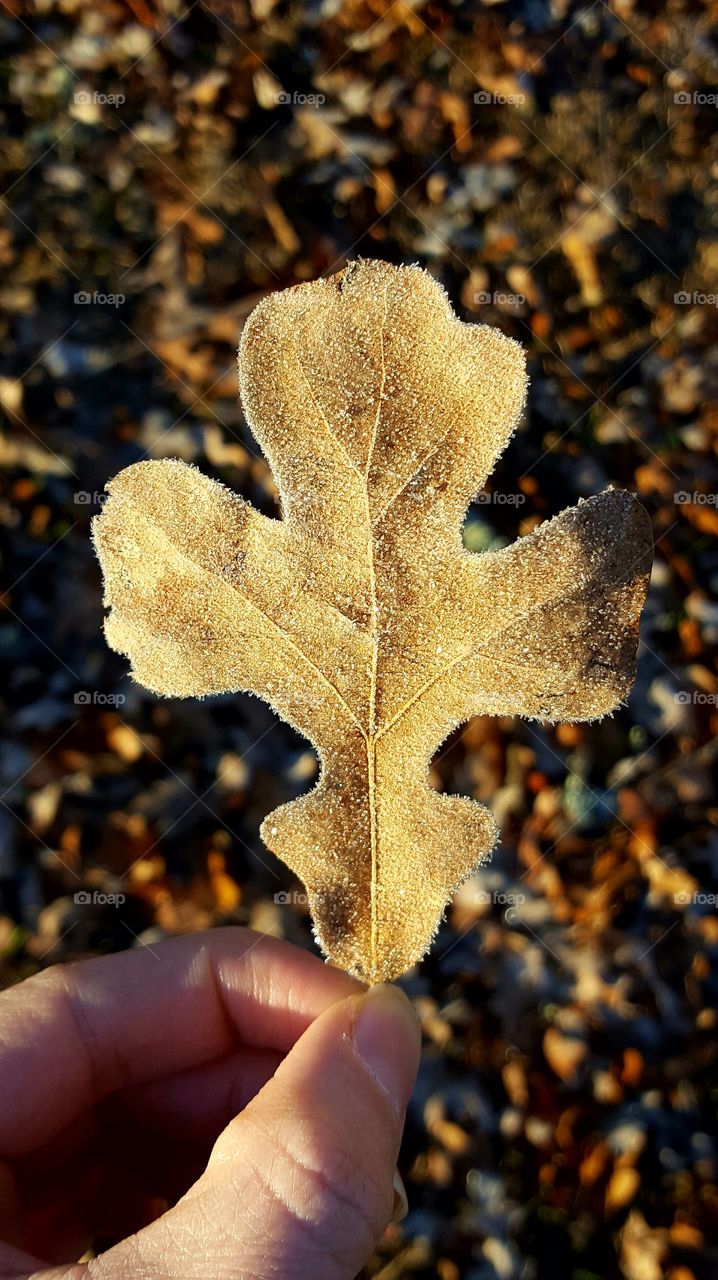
[93,260,653,982]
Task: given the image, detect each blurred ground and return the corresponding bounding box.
[1,1,717,1276]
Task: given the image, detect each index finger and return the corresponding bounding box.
[0,927,362,1159]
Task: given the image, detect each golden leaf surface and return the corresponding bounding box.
[93,261,653,981]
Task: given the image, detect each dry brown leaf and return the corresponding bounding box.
[606,1166,641,1214]
[93,260,653,981]
[543,1025,588,1084]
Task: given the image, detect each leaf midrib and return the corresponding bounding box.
[364,287,388,975]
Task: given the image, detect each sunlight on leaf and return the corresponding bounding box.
[93,261,653,981]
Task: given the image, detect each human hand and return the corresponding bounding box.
[0,928,421,1280]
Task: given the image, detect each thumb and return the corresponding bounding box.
[92,983,421,1280]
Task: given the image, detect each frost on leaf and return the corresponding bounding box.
[93,261,653,982]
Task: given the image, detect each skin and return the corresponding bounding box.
[0,928,421,1280]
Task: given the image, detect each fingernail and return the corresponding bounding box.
[392,1168,408,1222]
[352,983,421,1115]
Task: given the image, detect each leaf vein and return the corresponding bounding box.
[294,359,361,474]
[137,508,365,736]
